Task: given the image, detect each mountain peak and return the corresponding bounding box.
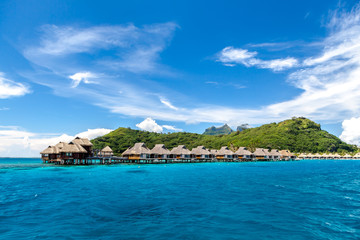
[203,124,233,135]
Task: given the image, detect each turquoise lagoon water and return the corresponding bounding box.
[1,159,360,239]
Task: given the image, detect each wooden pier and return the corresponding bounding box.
[42,156,295,165]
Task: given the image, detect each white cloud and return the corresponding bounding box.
[135,118,182,133]
[258,57,298,71]
[136,117,163,133]
[0,72,29,99]
[160,98,178,110]
[340,117,360,145]
[24,23,178,74]
[76,128,113,139]
[205,81,246,89]
[162,125,183,132]
[217,46,298,71]
[218,47,257,66]
[69,72,98,88]
[29,24,137,56]
[0,127,112,157]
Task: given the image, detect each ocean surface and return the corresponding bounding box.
[1,159,360,240]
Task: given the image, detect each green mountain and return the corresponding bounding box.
[91,117,357,155]
[203,124,234,135]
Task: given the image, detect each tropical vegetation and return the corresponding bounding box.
[91,117,357,155]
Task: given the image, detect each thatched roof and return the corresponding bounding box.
[58,142,87,153]
[270,149,282,157]
[122,143,150,156]
[262,149,271,156]
[55,142,66,149]
[210,149,218,154]
[55,141,87,153]
[280,150,294,157]
[101,146,113,153]
[40,146,59,154]
[343,153,352,158]
[313,153,322,157]
[191,146,211,155]
[253,148,266,157]
[150,144,171,155]
[353,152,360,158]
[298,153,307,158]
[216,146,234,156]
[171,145,191,155]
[72,137,93,147]
[235,147,252,155]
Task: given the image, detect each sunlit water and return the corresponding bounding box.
[1,159,360,239]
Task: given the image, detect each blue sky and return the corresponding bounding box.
[1,0,360,156]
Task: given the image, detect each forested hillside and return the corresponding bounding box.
[91,117,357,155]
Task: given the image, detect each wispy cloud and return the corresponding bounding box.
[69,72,98,88]
[217,46,299,71]
[27,24,137,56]
[0,72,30,99]
[160,98,179,110]
[205,81,246,89]
[24,23,178,75]
[162,125,183,132]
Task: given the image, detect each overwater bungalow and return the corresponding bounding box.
[235,147,253,161]
[99,146,113,157]
[40,146,60,163]
[353,152,360,159]
[191,146,211,159]
[216,146,235,161]
[122,143,151,161]
[279,150,296,160]
[253,148,266,161]
[343,153,352,159]
[270,149,282,160]
[170,145,192,159]
[72,137,93,157]
[325,153,333,159]
[298,153,307,159]
[210,149,218,159]
[57,142,88,164]
[150,144,173,160]
[263,149,275,161]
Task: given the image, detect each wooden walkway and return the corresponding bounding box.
[43,156,296,165]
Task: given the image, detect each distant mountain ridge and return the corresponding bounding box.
[91,117,357,155]
[203,123,250,135]
[203,124,234,135]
